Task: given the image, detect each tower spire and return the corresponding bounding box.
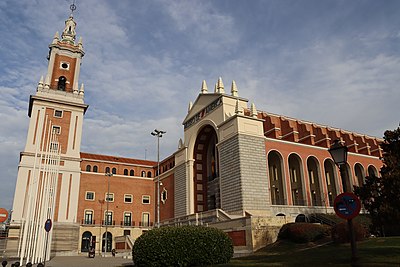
[61,1,77,44]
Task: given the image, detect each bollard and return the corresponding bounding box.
[26,263,32,267]
[37,263,44,267]
[1,260,7,267]
[14,263,19,267]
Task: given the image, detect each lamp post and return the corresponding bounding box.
[329,140,358,266]
[98,199,104,255]
[104,172,112,256]
[151,129,166,228]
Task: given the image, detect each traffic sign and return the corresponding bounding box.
[44,219,52,232]
[334,192,361,220]
[0,208,8,223]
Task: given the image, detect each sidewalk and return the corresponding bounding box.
[3,256,134,267]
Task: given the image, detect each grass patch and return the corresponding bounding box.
[216,237,400,267]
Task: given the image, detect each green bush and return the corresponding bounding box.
[278,223,331,243]
[133,225,233,267]
[331,221,369,243]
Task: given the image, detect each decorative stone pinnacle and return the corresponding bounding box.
[79,83,84,95]
[235,99,242,114]
[251,103,258,118]
[188,101,193,112]
[37,76,44,91]
[44,75,50,89]
[231,80,238,97]
[217,77,225,94]
[73,82,79,94]
[201,80,208,94]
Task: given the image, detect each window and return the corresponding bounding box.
[54,110,63,118]
[124,169,128,176]
[85,191,95,201]
[84,210,93,225]
[106,192,114,202]
[142,195,150,204]
[52,125,61,134]
[124,194,132,203]
[60,62,70,70]
[105,211,113,225]
[141,213,150,227]
[161,188,167,204]
[93,166,98,173]
[57,76,66,91]
[50,142,59,151]
[124,212,132,226]
[141,171,146,177]
[130,170,134,176]
[309,170,315,184]
[86,165,91,172]
[147,171,152,178]
[105,167,110,173]
[112,168,116,174]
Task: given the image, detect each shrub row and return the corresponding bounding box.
[278,222,331,243]
[133,225,233,267]
[331,221,369,243]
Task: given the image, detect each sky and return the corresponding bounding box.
[0,0,399,209]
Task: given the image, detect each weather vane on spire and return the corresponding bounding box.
[70,0,77,15]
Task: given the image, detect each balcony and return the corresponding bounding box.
[81,219,96,225]
[120,221,135,227]
[102,220,116,226]
[139,221,154,227]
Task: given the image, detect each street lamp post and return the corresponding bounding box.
[329,140,358,266]
[104,172,113,256]
[98,199,104,255]
[151,129,166,228]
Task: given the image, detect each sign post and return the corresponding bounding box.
[43,219,52,267]
[334,192,361,267]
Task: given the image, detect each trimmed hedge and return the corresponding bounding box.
[331,221,369,243]
[133,225,233,267]
[278,223,331,243]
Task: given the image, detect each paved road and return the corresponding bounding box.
[3,256,134,267]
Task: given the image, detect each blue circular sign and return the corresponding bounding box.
[334,192,361,220]
[44,219,52,232]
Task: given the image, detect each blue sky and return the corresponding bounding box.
[0,0,399,209]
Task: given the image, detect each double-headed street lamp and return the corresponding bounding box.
[151,129,166,228]
[104,172,113,255]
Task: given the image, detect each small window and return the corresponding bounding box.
[130,170,134,176]
[52,125,61,135]
[93,166,98,173]
[124,194,132,203]
[161,188,167,204]
[50,142,59,151]
[124,212,132,226]
[141,171,146,177]
[124,169,128,176]
[57,76,66,91]
[86,165,91,172]
[60,62,70,70]
[112,168,117,174]
[106,193,114,202]
[85,191,95,201]
[54,110,63,118]
[84,210,93,224]
[142,195,150,204]
[105,167,110,173]
[104,211,113,225]
[147,171,152,178]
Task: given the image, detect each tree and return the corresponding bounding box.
[354,125,400,236]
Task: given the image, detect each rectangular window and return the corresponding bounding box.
[85,191,95,201]
[84,210,93,224]
[52,125,61,134]
[105,211,113,225]
[124,194,133,203]
[105,193,114,202]
[142,213,150,227]
[54,110,63,118]
[50,142,59,151]
[124,212,132,226]
[142,195,150,204]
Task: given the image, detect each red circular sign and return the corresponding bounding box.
[334,192,361,220]
[0,208,9,223]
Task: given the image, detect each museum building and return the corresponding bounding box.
[7,13,383,264]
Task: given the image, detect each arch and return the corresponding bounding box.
[141,171,146,177]
[57,76,66,91]
[124,169,128,176]
[341,163,353,192]
[81,231,92,252]
[112,167,116,174]
[193,125,220,213]
[288,153,305,206]
[105,167,110,173]
[354,163,365,187]
[307,156,323,206]
[102,232,112,252]
[85,165,91,172]
[147,171,152,178]
[295,214,308,222]
[324,159,338,206]
[368,165,378,177]
[130,170,134,176]
[268,150,285,205]
[93,166,98,173]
